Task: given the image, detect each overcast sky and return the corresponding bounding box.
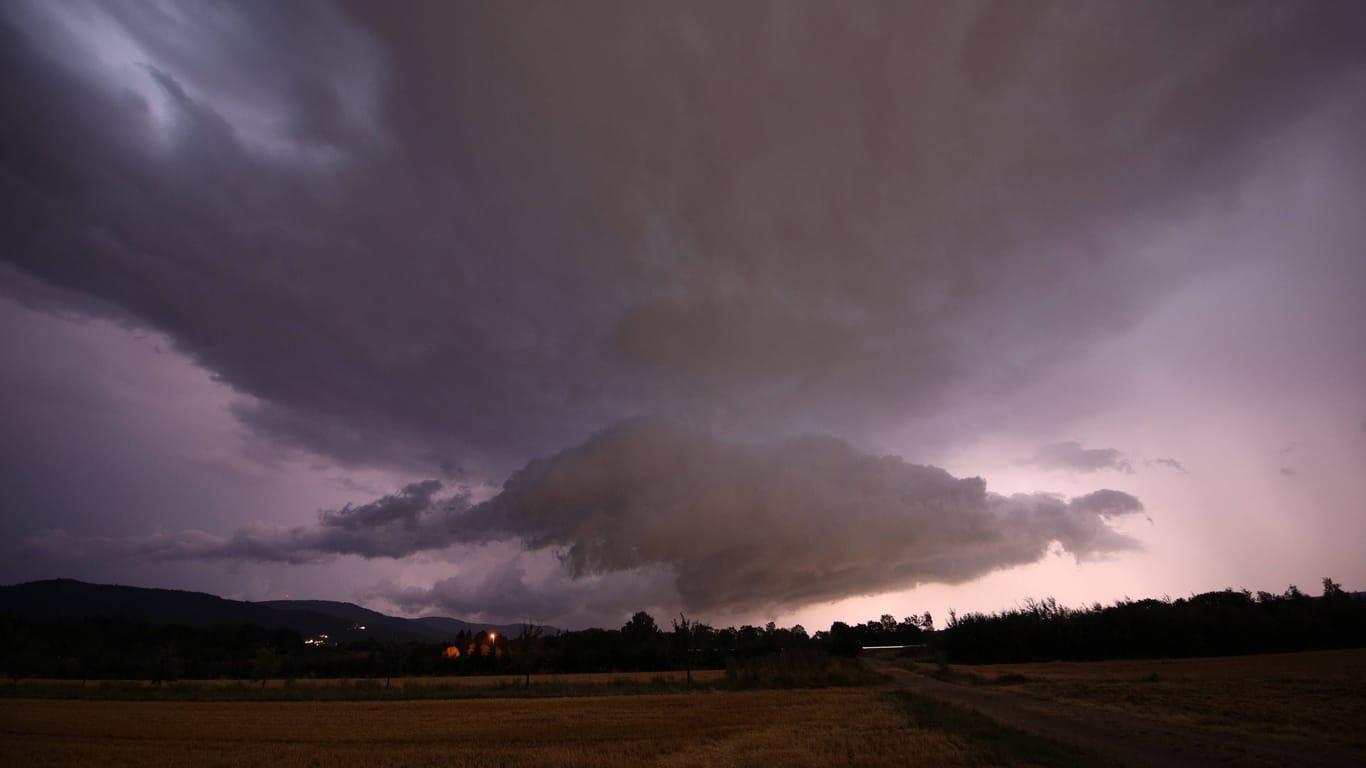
[2,1,1364,630]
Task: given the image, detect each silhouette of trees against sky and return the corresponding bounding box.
[513,622,543,688]
[937,578,1366,663]
[2,582,1363,682]
[672,613,695,686]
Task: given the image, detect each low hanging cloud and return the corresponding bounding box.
[1025,441,1134,474]
[25,480,470,565]
[457,422,1145,615]
[30,421,1146,619]
[362,553,682,629]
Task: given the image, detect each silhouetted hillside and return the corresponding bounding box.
[0,580,543,643]
[412,615,552,639]
[261,600,548,640]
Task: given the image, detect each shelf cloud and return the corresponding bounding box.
[28,421,1145,618]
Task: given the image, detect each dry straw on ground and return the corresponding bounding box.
[929,648,1366,757]
[1,688,973,768]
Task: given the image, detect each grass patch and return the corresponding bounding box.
[725,650,885,689]
[888,691,1106,768]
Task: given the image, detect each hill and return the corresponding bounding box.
[0,579,551,642]
[260,599,548,640]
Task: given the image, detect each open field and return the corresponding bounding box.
[878,648,1366,766]
[934,648,1366,754]
[1,688,983,768]
[5,666,732,696]
[7,649,1362,766]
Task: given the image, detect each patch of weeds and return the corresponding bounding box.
[888,691,1107,768]
[930,663,985,685]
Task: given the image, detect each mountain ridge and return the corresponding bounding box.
[0,579,555,641]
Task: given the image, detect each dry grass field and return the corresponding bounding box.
[12,668,729,691]
[1,688,976,768]
[8,649,1361,766]
[919,648,1366,760]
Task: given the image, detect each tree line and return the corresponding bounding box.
[0,607,930,683]
[3,579,1362,681]
[935,578,1366,663]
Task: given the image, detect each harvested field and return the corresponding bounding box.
[11,669,728,691]
[876,648,1366,767]
[10,650,1360,766]
[1,688,972,768]
[943,648,1366,753]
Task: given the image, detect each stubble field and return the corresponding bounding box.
[6,649,1363,767]
[1,688,972,768]
[932,648,1366,752]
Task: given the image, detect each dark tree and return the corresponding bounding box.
[514,623,543,688]
[622,611,659,642]
[673,613,694,686]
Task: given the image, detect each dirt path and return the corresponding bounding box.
[866,657,1357,768]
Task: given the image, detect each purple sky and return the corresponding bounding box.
[2,1,1364,630]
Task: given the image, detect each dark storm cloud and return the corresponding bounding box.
[452,422,1145,614]
[5,2,1366,478]
[25,480,469,564]
[363,560,681,629]
[27,421,1144,617]
[1026,441,1133,474]
[319,479,444,531]
[6,2,1366,618]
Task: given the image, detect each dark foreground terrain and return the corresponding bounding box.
[873,647,1366,767]
[4,648,1363,766]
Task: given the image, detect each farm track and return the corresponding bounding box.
[867,656,1359,768]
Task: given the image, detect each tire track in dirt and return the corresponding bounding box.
[866,657,1357,768]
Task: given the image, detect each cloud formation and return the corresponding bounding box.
[457,423,1145,614]
[4,3,1364,478]
[25,480,470,565]
[33,422,1145,618]
[1151,458,1188,474]
[363,554,681,629]
[1026,441,1134,474]
[4,3,1365,622]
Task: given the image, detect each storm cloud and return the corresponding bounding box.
[4,2,1365,622]
[26,480,470,565]
[35,422,1145,617]
[363,557,682,629]
[5,2,1365,476]
[457,422,1145,614]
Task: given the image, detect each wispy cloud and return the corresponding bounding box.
[1025,441,1134,474]
[1150,457,1188,474]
